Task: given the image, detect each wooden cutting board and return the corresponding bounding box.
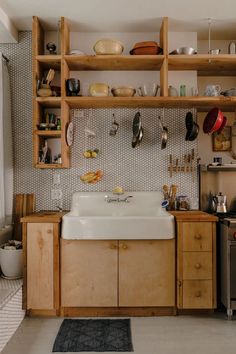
[14,194,35,240]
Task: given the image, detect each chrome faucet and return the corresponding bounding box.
[105,195,133,203]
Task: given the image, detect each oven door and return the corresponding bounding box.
[230,244,236,300]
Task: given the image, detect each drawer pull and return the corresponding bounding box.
[110,244,117,250]
[194,263,202,269]
[194,234,202,240]
[195,290,202,298]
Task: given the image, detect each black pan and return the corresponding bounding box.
[185,122,199,141]
[185,111,199,141]
[132,112,141,137]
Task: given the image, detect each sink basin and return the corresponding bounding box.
[62,191,175,240]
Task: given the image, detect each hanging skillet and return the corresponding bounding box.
[158,115,168,149]
[185,111,199,141]
[132,111,142,148]
[132,111,141,137]
[203,107,224,134]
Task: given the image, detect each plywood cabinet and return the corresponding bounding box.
[176,218,217,309]
[119,240,175,307]
[61,240,118,307]
[22,216,61,315]
[60,239,175,308]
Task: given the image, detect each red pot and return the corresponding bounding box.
[217,116,227,132]
[203,107,224,134]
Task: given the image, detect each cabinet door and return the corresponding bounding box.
[61,240,118,307]
[119,240,175,307]
[27,223,57,310]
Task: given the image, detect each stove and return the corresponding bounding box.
[216,211,236,319]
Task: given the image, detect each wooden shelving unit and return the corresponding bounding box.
[32,16,70,168]
[32,15,236,169]
[64,55,165,71]
[65,96,236,109]
[168,54,236,76]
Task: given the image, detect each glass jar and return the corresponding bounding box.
[177,195,190,211]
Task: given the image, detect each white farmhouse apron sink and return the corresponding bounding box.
[62,191,175,240]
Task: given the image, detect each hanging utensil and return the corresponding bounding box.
[132,111,141,137]
[132,111,142,148]
[109,113,119,136]
[203,107,224,134]
[158,114,168,149]
[185,111,199,141]
[191,148,195,181]
[169,154,173,177]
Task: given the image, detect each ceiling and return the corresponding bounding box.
[1,0,236,41]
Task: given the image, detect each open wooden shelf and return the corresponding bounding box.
[34,130,62,137]
[64,55,165,71]
[65,96,235,109]
[36,55,61,69]
[168,54,236,76]
[36,97,61,108]
[35,163,64,169]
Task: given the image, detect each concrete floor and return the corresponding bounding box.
[1,314,236,354]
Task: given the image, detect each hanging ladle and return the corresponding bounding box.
[109,113,119,136]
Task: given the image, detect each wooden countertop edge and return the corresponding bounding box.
[21,211,67,223]
[20,210,218,223]
[170,210,218,222]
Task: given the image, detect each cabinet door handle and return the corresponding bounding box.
[194,263,202,269]
[47,229,52,234]
[110,244,117,250]
[120,243,128,250]
[194,234,202,240]
[195,290,202,298]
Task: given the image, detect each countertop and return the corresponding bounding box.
[21,211,66,223]
[21,210,218,223]
[170,210,218,222]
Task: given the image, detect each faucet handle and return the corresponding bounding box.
[125,195,133,202]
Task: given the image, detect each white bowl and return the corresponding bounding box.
[93,39,124,55]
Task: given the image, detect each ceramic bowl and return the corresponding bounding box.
[111,86,136,97]
[170,47,197,55]
[89,83,109,97]
[93,39,124,55]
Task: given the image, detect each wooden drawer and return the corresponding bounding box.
[182,222,212,251]
[183,252,212,280]
[182,280,213,308]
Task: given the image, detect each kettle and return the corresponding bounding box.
[213,192,227,213]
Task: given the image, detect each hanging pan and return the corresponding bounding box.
[203,107,224,134]
[185,111,199,141]
[158,115,168,149]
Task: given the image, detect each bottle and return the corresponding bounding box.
[228,42,236,54]
[180,84,186,96]
[56,117,61,130]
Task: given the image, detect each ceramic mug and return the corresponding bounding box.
[204,85,221,97]
[168,85,178,96]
